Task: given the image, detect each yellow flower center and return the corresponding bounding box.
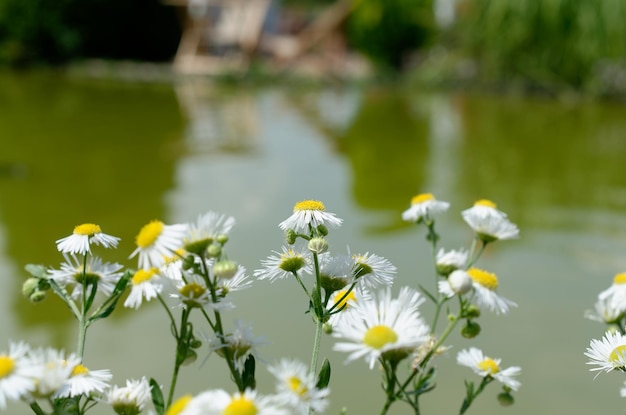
[180,283,206,298]
[71,364,89,377]
[74,223,101,236]
[294,200,325,212]
[474,199,497,208]
[363,325,398,349]
[477,357,500,374]
[614,273,626,285]
[136,220,164,248]
[0,356,15,378]
[610,345,626,363]
[132,268,158,285]
[333,289,356,310]
[166,395,193,415]
[288,376,308,396]
[467,268,498,290]
[222,397,258,415]
[411,193,435,205]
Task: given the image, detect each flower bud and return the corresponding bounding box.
[497,391,514,406]
[22,278,40,298]
[216,234,229,245]
[464,304,481,319]
[190,339,202,349]
[461,320,481,338]
[317,224,328,236]
[182,350,197,366]
[182,255,196,270]
[29,290,47,303]
[448,270,473,295]
[207,243,222,258]
[285,229,297,245]
[308,237,328,254]
[323,323,333,334]
[214,260,238,279]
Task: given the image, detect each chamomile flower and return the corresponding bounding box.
[438,269,473,297]
[268,359,330,414]
[56,223,120,255]
[332,287,430,369]
[169,274,214,310]
[130,220,188,270]
[124,268,164,309]
[351,251,396,289]
[401,193,450,223]
[279,200,343,233]
[182,388,287,415]
[462,200,519,242]
[457,347,521,391]
[253,246,310,282]
[47,254,124,300]
[585,295,626,325]
[55,364,112,398]
[0,341,39,409]
[466,268,516,315]
[435,248,468,276]
[106,377,152,415]
[585,330,626,376]
[216,265,253,295]
[184,211,236,255]
[326,286,371,326]
[27,347,80,398]
[598,273,626,309]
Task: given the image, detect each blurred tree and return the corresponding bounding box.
[346,0,436,72]
[0,0,181,65]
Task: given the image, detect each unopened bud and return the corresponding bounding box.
[497,391,514,406]
[29,290,47,303]
[448,270,472,295]
[323,323,333,334]
[317,224,328,236]
[308,237,328,254]
[182,350,197,366]
[285,229,297,245]
[207,244,222,258]
[22,278,40,298]
[464,304,481,319]
[214,260,238,279]
[461,320,481,339]
[182,255,195,270]
[216,234,229,245]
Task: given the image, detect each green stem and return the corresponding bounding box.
[460,377,492,414]
[467,239,488,268]
[310,317,323,376]
[309,252,325,375]
[29,401,46,415]
[379,360,398,415]
[76,313,88,362]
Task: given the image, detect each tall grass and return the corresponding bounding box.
[455,0,626,94]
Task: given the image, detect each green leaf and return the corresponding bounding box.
[316,358,331,389]
[25,264,47,278]
[149,378,165,415]
[242,354,256,390]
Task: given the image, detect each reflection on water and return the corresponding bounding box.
[1,70,626,414]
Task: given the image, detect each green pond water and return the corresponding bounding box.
[1,70,626,414]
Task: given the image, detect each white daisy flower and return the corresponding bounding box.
[435,248,468,276]
[401,193,450,223]
[279,200,343,233]
[598,273,626,309]
[130,220,188,270]
[466,268,516,315]
[217,265,253,295]
[56,223,120,255]
[585,295,626,325]
[332,287,430,369]
[585,330,626,376]
[169,273,214,310]
[106,377,152,415]
[253,246,310,283]
[181,388,288,415]
[306,252,353,292]
[47,254,124,300]
[27,347,80,398]
[438,269,473,297]
[268,359,330,414]
[184,211,236,255]
[351,251,396,289]
[326,286,371,326]
[124,268,164,309]
[462,200,519,242]
[0,341,39,409]
[159,250,186,282]
[54,364,112,398]
[457,347,521,391]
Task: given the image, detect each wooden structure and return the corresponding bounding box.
[164,0,357,76]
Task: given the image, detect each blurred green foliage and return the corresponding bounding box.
[347,0,436,71]
[0,0,180,65]
[455,0,626,93]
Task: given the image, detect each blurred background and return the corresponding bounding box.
[2,1,626,414]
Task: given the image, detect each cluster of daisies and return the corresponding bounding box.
[585,273,626,397]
